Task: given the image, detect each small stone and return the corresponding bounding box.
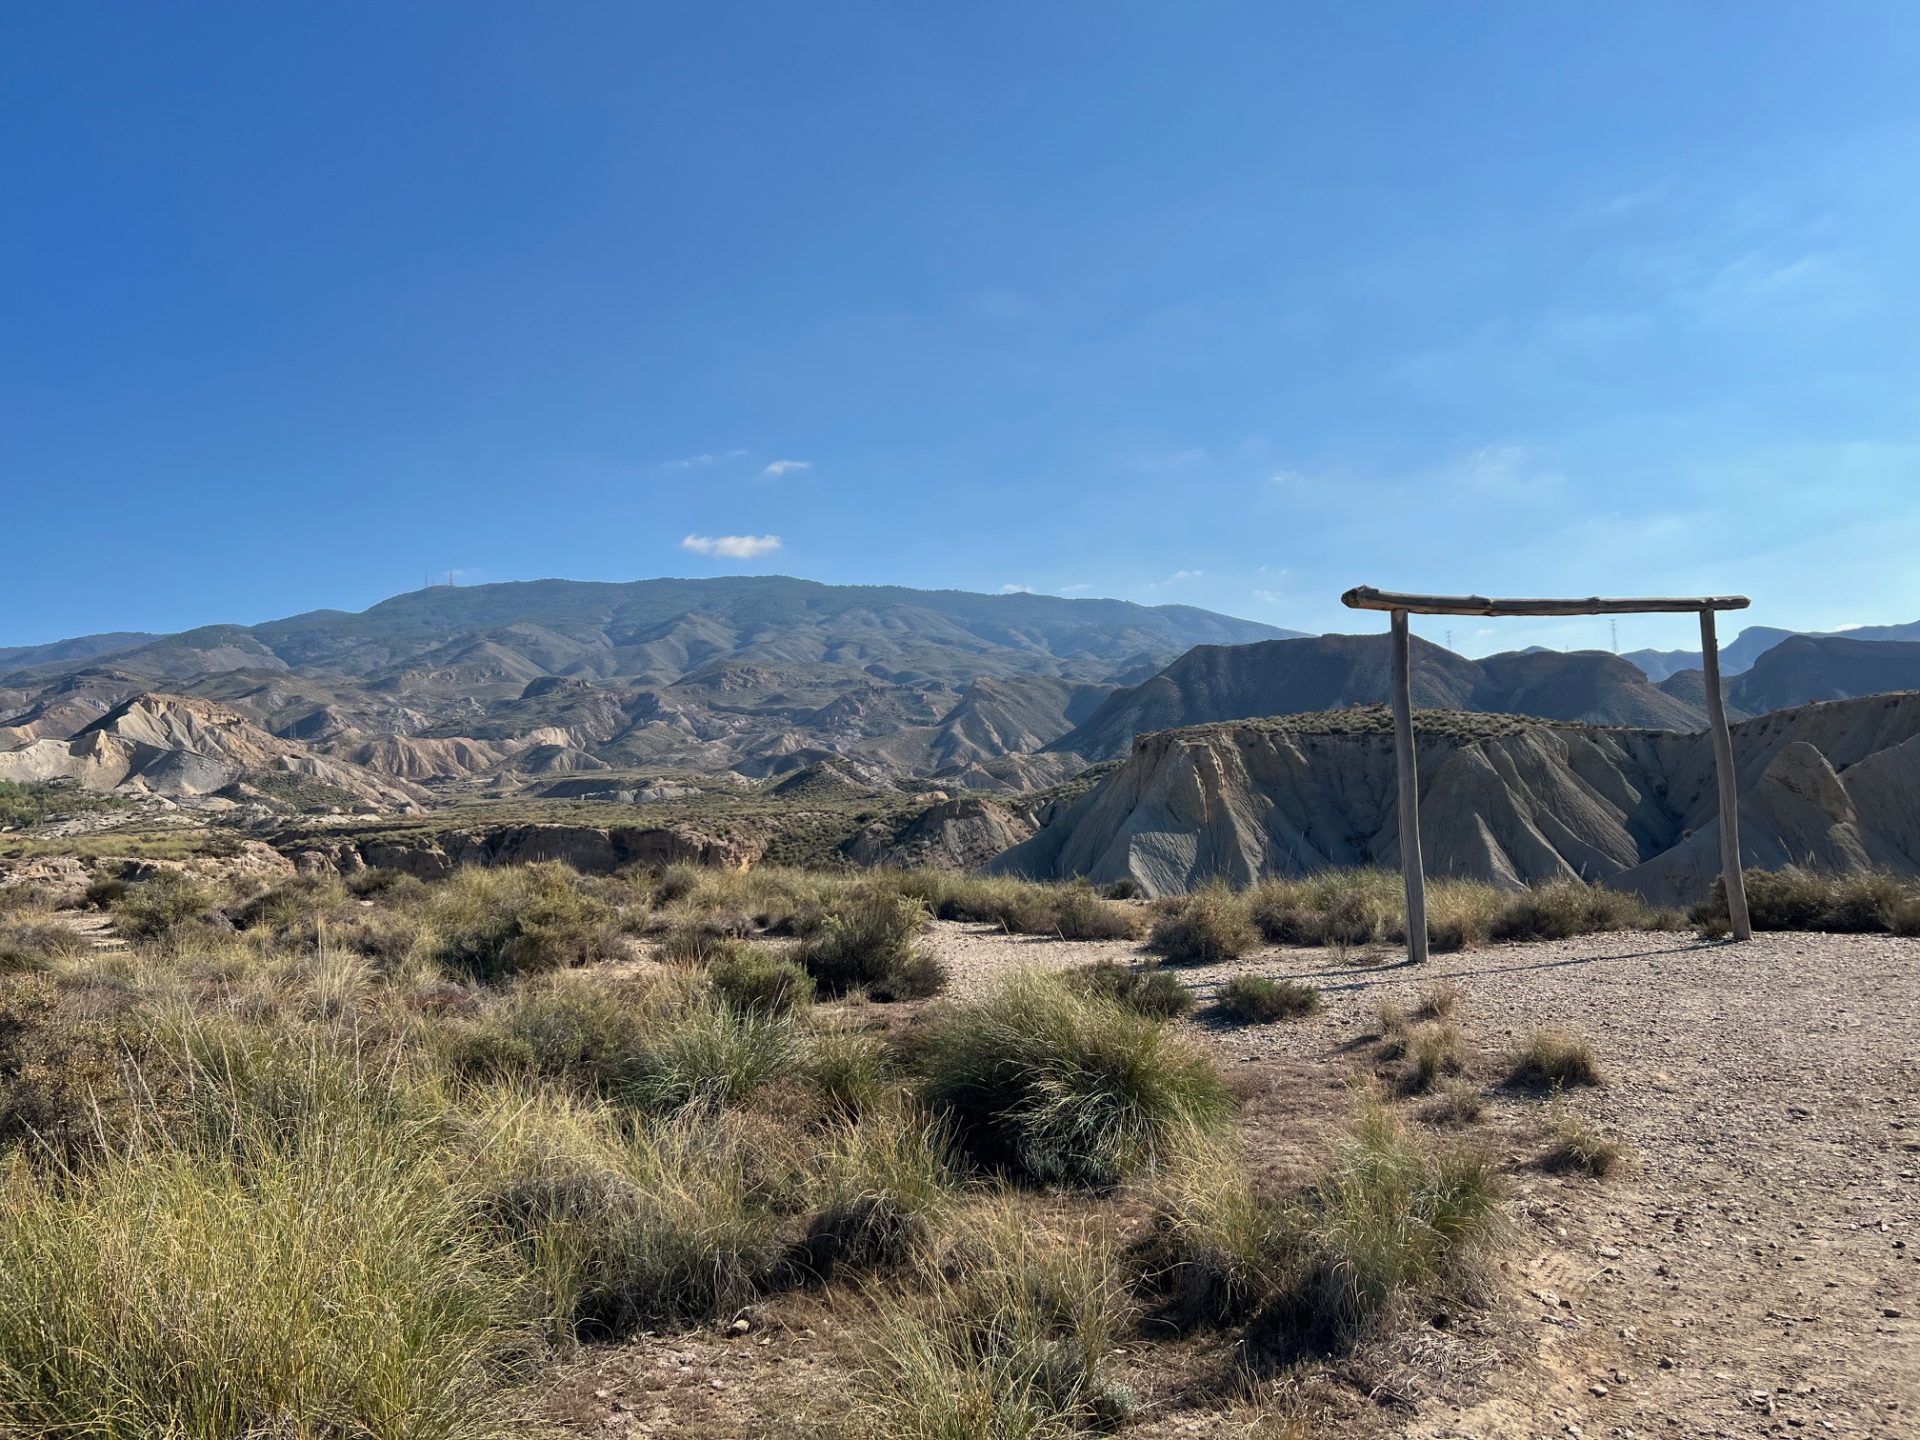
[1590,1383,1610,1397]
[730,1317,752,1334]
[1598,1245,1623,1260]
[1883,1306,1905,1318]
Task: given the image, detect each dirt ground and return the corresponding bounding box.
[554,923,1919,1440]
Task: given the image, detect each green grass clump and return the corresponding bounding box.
[1692,867,1920,936]
[1069,960,1194,1020]
[707,946,815,1014]
[614,993,800,1114]
[1146,886,1258,966]
[1508,1029,1603,1089]
[0,921,88,973]
[1541,1102,1625,1177]
[0,1100,532,1438]
[799,1020,897,1119]
[1489,880,1676,942]
[111,869,219,941]
[793,1107,955,1279]
[1214,974,1321,1024]
[885,871,1142,941]
[847,1205,1135,1437]
[1269,1099,1505,1348]
[1138,1101,1504,1348]
[793,891,944,1000]
[918,970,1232,1188]
[424,863,620,982]
[470,1090,786,1336]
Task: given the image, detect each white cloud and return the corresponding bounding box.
[998,583,1034,594]
[1252,589,1281,604]
[1058,583,1093,596]
[658,449,747,471]
[758,459,812,480]
[1147,569,1204,589]
[680,534,782,559]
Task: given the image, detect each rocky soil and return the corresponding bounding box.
[912,922,1920,1438]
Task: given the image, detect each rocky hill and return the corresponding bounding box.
[1050,634,1706,760]
[1725,636,1920,714]
[1624,618,1920,680]
[0,694,424,812]
[995,693,1920,903]
[0,579,1291,792]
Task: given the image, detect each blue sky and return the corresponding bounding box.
[5,3,1918,657]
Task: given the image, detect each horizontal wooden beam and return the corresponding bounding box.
[1341,586,1750,618]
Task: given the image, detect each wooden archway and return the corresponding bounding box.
[1340,586,1753,962]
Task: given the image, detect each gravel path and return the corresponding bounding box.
[923,922,1920,1439]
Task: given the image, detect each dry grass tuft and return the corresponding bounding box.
[1509,1029,1604,1090]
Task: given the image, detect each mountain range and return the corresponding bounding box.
[6,576,1920,816]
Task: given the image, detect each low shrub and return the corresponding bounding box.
[1419,1077,1487,1129]
[793,891,944,1000]
[1411,979,1460,1021]
[470,1091,786,1335]
[1542,1102,1625,1176]
[1215,974,1320,1024]
[1147,887,1258,966]
[614,994,800,1114]
[848,1205,1135,1437]
[229,874,349,935]
[1264,1100,1505,1349]
[793,1108,954,1279]
[918,970,1232,1187]
[424,863,619,982]
[0,1108,532,1437]
[0,921,88,974]
[1692,867,1920,936]
[707,947,814,1015]
[1490,881,1676,943]
[1069,960,1193,1020]
[1403,1021,1468,1091]
[1137,1132,1284,1326]
[111,869,219,941]
[1508,1029,1603,1089]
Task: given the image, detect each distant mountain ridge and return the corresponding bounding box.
[1623,619,1920,680]
[1049,633,1708,759]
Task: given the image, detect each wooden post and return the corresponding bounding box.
[1698,608,1752,940]
[1389,608,1429,963]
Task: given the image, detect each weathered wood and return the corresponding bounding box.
[1698,609,1752,941]
[1388,608,1429,964]
[1342,586,1750,618]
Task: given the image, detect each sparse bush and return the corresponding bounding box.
[1412,979,1460,1020]
[424,863,619,982]
[470,1090,786,1335]
[111,869,219,940]
[1420,1077,1486,1129]
[614,993,800,1114]
[229,874,349,934]
[1490,881,1676,942]
[794,891,943,1000]
[1263,1099,1505,1348]
[1046,885,1144,941]
[0,921,87,974]
[1070,960,1193,1020]
[82,874,129,910]
[0,1095,532,1437]
[467,973,654,1092]
[1542,1102,1625,1177]
[1215,974,1320,1024]
[1509,1029,1603,1089]
[793,1108,954,1279]
[1692,867,1920,936]
[799,1021,896,1119]
[918,970,1232,1187]
[848,1205,1135,1437]
[1403,1021,1467,1091]
[1147,886,1258,966]
[708,947,814,1015]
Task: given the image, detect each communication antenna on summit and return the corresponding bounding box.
[1341,586,1754,961]
[1610,618,1619,653]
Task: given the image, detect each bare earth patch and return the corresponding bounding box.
[553,922,1918,1438]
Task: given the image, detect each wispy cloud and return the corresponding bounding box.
[657,449,747,471]
[1252,589,1281,604]
[998,583,1034,594]
[1058,583,1093,596]
[758,459,812,481]
[680,533,782,559]
[1147,569,1204,589]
